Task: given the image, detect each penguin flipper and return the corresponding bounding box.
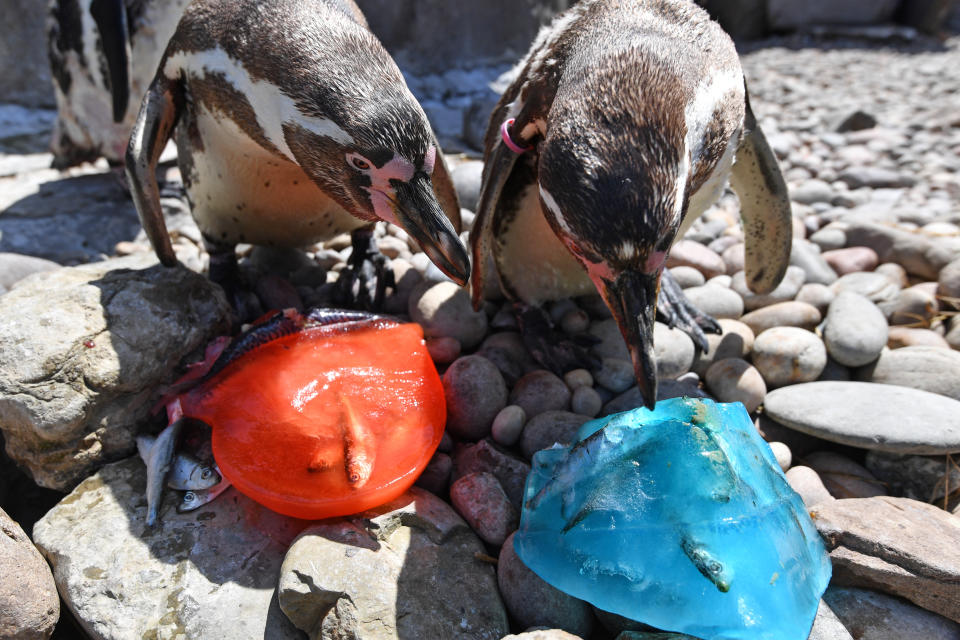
[126,77,182,268]
[89,0,131,123]
[430,142,463,233]
[729,88,792,296]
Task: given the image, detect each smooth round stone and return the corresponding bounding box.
[768,441,792,472]
[681,284,744,319]
[922,221,960,237]
[443,355,508,441]
[732,266,806,311]
[875,262,908,288]
[707,274,733,288]
[491,405,527,447]
[410,281,488,349]
[791,179,835,205]
[879,287,938,326]
[548,299,578,324]
[795,283,835,314]
[449,472,517,546]
[804,451,886,499]
[790,240,838,285]
[563,369,593,390]
[510,370,571,418]
[721,243,745,275]
[653,322,696,379]
[414,452,453,495]
[0,253,60,295]
[809,226,847,252]
[938,258,960,299]
[665,239,725,279]
[704,358,767,413]
[752,327,827,388]
[588,318,629,361]
[426,336,461,364]
[830,272,900,304]
[821,247,880,276]
[570,386,603,418]
[708,234,742,256]
[450,160,483,212]
[764,381,960,454]
[858,346,960,401]
[520,411,592,459]
[785,466,835,507]
[671,265,706,288]
[740,301,822,335]
[823,292,888,367]
[887,327,950,349]
[593,357,635,394]
[559,309,590,334]
[691,319,755,377]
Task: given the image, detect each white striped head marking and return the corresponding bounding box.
[350,144,435,224]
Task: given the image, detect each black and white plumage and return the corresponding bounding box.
[471,0,792,408]
[126,0,468,288]
[47,0,190,167]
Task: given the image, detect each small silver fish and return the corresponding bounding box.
[178,477,232,513]
[136,434,221,491]
[138,419,184,527]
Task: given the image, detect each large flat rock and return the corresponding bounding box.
[33,457,308,640]
[763,382,960,454]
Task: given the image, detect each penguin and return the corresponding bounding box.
[471,0,793,408]
[47,0,190,168]
[126,0,469,299]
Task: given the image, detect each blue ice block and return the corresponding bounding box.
[515,397,831,640]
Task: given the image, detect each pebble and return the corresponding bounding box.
[588,318,630,361]
[751,327,827,388]
[593,358,636,394]
[721,243,745,274]
[254,274,303,311]
[795,282,835,314]
[809,226,847,252]
[790,178,835,205]
[414,452,453,495]
[857,346,960,401]
[563,369,593,390]
[844,221,954,281]
[570,386,603,418]
[653,322,696,379]
[790,239,838,285]
[665,239,725,279]
[510,370,571,418]
[874,261,908,288]
[763,381,960,454]
[803,451,886,499]
[680,283,744,319]
[449,472,518,546]
[824,587,960,640]
[704,358,767,413]
[706,274,733,288]
[948,317,960,351]
[767,441,792,472]
[520,411,592,460]
[887,327,951,349]
[822,292,888,367]
[491,405,527,448]
[443,355,508,441]
[0,252,60,294]
[478,331,537,386]
[691,318,755,377]
[732,265,807,311]
[497,532,595,638]
[864,451,960,506]
[879,286,938,326]
[740,301,822,334]
[830,271,900,303]
[559,309,590,334]
[785,466,835,507]
[452,439,531,509]
[409,281,488,349]
[821,246,880,275]
[450,160,483,211]
[938,257,960,300]
[426,336,461,364]
[670,265,705,288]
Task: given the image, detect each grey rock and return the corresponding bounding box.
[886,326,951,349]
[665,240,725,279]
[0,507,59,640]
[654,322,696,379]
[450,160,483,212]
[795,283,836,314]
[785,466,835,508]
[858,346,960,400]
[874,262,908,288]
[740,301,822,334]
[589,319,630,361]
[838,167,916,189]
[449,472,518,545]
[560,308,590,334]
[864,451,960,505]
[477,331,539,386]
[498,532,595,638]
[823,292,888,367]
[844,222,955,280]
[811,496,960,623]
[764,382,960,454]
[768,441,792,472]
[948,316,960,352]
[520,411,592,460]
[732,266,807,311]
[704,358,767,413]
[410,281,488,349]
[807,600,854,640]
[426,336,461,364]
[601,377,708,415]
[278,487,508,640]
[879,286,939,326]
[938,258,960,300]
[830,271,900,304]
[570,386,603,418]
[790,240,838,285]
[0,255,231,490]
[789,179,835,205]
[752,327,827,388]
[834,110,878,133]
[414,451,453,495]
[0,0,53,108]
[452,439,530,509]
[824,587,960,640]
[563,369,594,390]
[670,265,706,288]
[804,451,887,500]
[510,370,571,419]
[680,284,744,319]
[443,355,508,440]
[691,318,755,377]
[594,358,635,394]
[721,242,745,275]
[34,458,305,640]
[0,252,59,294]
[491,405,527,447]
[809,227,847,252]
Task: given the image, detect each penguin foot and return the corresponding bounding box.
[656,268,721,355]
[517,304,602,375]
[203,235,263,324]
[334,227,395,311]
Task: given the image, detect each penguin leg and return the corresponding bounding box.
[656,268,721,355]
[334,226,395,311]
[202,234,262,323]
[516,303,601,375]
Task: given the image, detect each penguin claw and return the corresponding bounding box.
[657,268,721,356]
[517,304,603,375]
[334,227,395,311]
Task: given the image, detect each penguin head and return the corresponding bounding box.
[535,102,688,409]
[284,94,469,285]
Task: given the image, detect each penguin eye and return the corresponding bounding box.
[348,154,371,171]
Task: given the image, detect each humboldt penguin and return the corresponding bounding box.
[471,0,792,408]
[48,0,190,167]
[126,0,468,300]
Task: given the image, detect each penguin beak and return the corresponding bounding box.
[599,269,661,410]
[392,175,470,286]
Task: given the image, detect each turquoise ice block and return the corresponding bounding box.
[515,397,831,640]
